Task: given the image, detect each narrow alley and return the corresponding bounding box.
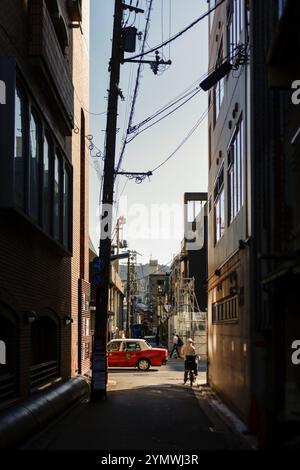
[23,360,250,451]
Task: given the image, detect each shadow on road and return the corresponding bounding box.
[108,368,159,374]
[26,383,242,451]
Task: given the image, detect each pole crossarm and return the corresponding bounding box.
[122,3,144,14]
[116,171,152,184]
[116,171,153,177]
[122,59,172,65]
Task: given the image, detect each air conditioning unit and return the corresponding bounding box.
[67,0,82,22]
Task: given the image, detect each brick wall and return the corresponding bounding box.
[0,0,90,409]
[70,0,90,376]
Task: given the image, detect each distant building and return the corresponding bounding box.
[168,194,208,357]
[0,0,90,409]
[89,239,125,342]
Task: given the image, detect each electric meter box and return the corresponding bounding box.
[123,27,137,53]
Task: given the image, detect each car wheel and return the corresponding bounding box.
[137,358,151,371]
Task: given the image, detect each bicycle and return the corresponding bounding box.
[184,356,198,387]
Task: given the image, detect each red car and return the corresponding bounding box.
[107,339,168,371]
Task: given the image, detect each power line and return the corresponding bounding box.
[125,0,226,61]
[115,0,154,175]
[151,93,215,174]
[127,88,201,143]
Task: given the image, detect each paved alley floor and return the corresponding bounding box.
[23,359,251,451]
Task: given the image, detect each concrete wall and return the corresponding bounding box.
[207,0,251,422]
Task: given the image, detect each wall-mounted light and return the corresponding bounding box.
[230,286,239,296]
[24,311,38,324]
[64,315,73,326]
[239,239,248,250]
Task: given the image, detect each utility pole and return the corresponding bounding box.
[91,0,124,401]
[126,254,131,337]
[91,0,162,400]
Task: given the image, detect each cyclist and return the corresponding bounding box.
[182,338,198,385]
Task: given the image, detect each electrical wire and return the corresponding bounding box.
[115,0,154,175]
[151,93,215,174]
[127,88,201,143]
[122,46,242,148]
[129,86,199,133]
[125,0,226,61]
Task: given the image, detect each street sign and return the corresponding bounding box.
[92,257,104,272]
[91,273,102,287]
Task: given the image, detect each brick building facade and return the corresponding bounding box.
[0,0,90,411]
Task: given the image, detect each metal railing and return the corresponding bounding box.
[30,360,59,390]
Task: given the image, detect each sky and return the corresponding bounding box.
[89,0,209,266]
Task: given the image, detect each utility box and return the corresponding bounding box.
[123,27,137,53]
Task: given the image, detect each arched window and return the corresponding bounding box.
[30,316,59,390]
[0,310,18,403]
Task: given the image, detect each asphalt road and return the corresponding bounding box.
[24,359,250,451]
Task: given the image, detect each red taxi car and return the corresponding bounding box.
[107,339,168,371]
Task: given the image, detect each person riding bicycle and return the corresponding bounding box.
[182,338,198,384]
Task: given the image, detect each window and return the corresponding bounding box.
[43,135,51,233]
[108,342,120,352]
[209,125,212,168]
[278,0,287,17]
[124,342,141,352]
[54,153,62,242]
[227,0,244,60]
[14,89,25,209]
[7,84,73,253]
[214,41,224,121]
[210,0,216,31]
[63,165,71,250]
[29,111,40,221]
[228,118,244,223]
[214,166,225,243]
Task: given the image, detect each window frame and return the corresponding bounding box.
[14,85,27,211]
[11,80,73,255]
[28,107,42,222]
[227,116,244,224]
[214,39,225,123]
[227,0,244,60]
[214,165,225,244]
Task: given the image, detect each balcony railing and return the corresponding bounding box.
[30,360,59,390]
